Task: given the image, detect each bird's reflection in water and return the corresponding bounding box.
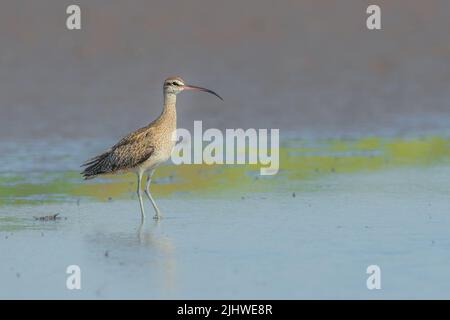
[86,216,178,298]
[136,218,178,297]
[137,218,160,245]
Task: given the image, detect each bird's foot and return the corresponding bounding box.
[153,213,162,220]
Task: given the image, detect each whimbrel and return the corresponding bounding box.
[81,77,222,220]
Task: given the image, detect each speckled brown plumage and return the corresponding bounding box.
[81,126,156,179]
[81,101,176,179]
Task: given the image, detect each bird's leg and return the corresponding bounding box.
[136,172,146,222]
[145,169,161,220]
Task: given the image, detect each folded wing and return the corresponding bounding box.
[81,126,154,179]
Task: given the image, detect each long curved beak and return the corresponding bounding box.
[184,84,223,101]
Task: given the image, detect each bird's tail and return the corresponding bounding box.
[81,151,112,179]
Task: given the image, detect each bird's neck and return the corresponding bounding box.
[164,92,177,107]
[158,93,177,125]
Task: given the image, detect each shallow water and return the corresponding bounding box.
[1,166,450,299]
[1,135,449,206]
[1,135,450,299]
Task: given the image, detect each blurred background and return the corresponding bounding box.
[2,0,450,299]
[1,0,450,140]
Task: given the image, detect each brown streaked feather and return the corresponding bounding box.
[81,125,155,179]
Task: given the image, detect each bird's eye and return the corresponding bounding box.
[173,82,180,86]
